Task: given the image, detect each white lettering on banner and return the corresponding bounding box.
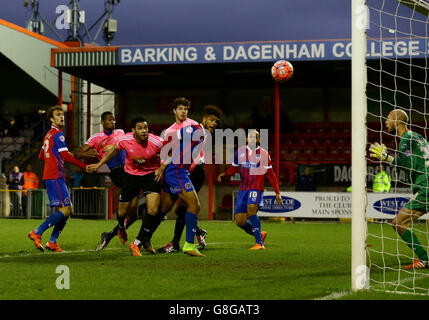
[121,49,132,63]
[222,43,325,61]
[119,40,425,65]
[334,165,351,182]
[285,44,297,58]
[332,43,345,58]
[365,40,421,58]
[122,47,199,64]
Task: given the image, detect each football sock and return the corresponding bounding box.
[137,213,159,242]
[34,210,66,235]
[185,211,198,244]
[158,210,168,219]
[248,215,263,245]
[109,216,137,238]
[238,221,254,236]
[49,216,69,243]
[401,229,429,261]
[173,207,186,245]
[196,227,204,237]
[117,215,126,229]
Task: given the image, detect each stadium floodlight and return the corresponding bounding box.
[103,18,117,45]
[88,0,121,45]
[23,0,64,41]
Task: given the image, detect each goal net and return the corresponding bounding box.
[363,0,429,295]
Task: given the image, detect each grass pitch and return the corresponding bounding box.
[0,218,428,300]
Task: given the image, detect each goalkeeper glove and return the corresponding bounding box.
[369,142,393,163]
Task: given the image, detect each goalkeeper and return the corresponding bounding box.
[369,109,429,270]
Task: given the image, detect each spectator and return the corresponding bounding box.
[70,168,85,188]
[22,164,39,215]
[7,165,24,216]
[296,167,316,191]
[5,117,20,138]
[373,165,391,192]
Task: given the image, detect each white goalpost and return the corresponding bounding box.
[351,0,369,292]
[353,0,429,295]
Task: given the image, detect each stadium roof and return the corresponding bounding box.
[0,18,72,104]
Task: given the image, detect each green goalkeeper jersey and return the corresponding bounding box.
[393,130,429,190]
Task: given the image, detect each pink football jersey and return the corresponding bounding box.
[86,129,125,160]
[116,133,164,176]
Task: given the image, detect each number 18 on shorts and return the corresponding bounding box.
[234,190,264,214]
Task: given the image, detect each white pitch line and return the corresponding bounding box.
[315,274,429,300]
[314,291,352,300]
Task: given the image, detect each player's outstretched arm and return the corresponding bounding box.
[87,145,120,173]
[59,150,87,169]
[218,165,240,183]
[75,144,97,159]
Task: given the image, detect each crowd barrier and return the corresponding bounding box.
[0,188,109,219]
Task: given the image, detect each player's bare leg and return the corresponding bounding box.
[391,207,428,269]
[177,189,205,257]
[131,193,161,255]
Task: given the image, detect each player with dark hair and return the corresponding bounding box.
[88,117,166,256]
[369,109,429,269]
[28,106,88,252]
[75,111,140,250]
[218,130,282,250]
[154,97,207,256]
[158,103,223,253]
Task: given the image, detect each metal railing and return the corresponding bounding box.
[0,187,109,219]
[70,187,109,219]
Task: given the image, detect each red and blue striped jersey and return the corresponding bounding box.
[40,126,69,180]
[164,119,205,170]
[232,146,273,191]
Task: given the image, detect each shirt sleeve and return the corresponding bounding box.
[53,132,68,153]
[85,134,97,148]
[116,138,125,150]
[265,152,273,169]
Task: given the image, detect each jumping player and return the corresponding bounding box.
[28,105,88,252]
[158,103,223,253]
[75,111,140,250]
[157,97,206,257]
[369,109,429,269]
[218,130,282,250]
[87,117,165,256]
